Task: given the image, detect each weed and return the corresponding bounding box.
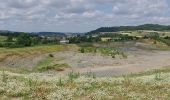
[122,75,132,87]
[68,71,80,83]
[2,70,8,83]
[85,71,96,78]
[154,71,162,81]
[57,77,63,86]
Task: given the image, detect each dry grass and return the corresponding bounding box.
[0,68,170,100]
[0,44,78,61]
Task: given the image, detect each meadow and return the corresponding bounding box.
[0,68,170,100]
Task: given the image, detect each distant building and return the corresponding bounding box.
[100,32,117,34]
[60,40,69,44]
[101,37,112,42]
[120,32,131,35]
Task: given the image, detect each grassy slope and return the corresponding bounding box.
[0,44,78,73]
[0,44,78,60]
[0,68,170,100]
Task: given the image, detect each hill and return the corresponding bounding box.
[0,30,82,38]
[88,24,170,34]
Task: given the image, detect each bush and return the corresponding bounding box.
[49,54,54,57]
[16,33,32,47]
[80,48,85,53]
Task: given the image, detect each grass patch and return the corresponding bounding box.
[36,56,54,71]
[37,60,70,72]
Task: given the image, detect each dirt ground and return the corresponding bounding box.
[1,41,170,77]
[54,50,170,77]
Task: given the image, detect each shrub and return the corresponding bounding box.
[16,33,32,47]
[80,48,85,53]
[49,54,54,57]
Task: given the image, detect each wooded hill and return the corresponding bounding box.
[88,24,170,34]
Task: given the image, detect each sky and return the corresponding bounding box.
[0,0,170,32]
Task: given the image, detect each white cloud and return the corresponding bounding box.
[0,0,169,32]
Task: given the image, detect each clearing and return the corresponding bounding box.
[0,40,170,77]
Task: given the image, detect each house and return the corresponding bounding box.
[60,40,69,44]
[101,37,112,42]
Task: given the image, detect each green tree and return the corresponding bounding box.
[6,35,13,42]
[16,33,32,47]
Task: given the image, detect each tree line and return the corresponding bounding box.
[0,33,60,48]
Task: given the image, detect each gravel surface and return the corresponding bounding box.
[1,41,170,77]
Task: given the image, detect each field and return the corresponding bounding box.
[0,68,170,99]
[0,36,7,42]
[0,40,170,75]
[0,37,170,99]
[119,30,170,37]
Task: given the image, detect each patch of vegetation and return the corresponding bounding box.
[0,44,77,60]
[0,36,7,42]
[0,32,60,48]
[38,63,70,72]
[79,46,127,58]
[36,56,54,71]
[99,33,134,41]
[68,35,101,43]
[48,54,54,57]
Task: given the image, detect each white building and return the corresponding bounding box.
[60,40,69,44]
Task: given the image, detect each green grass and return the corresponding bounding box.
[36,56,54,71]
[36,54,70,72]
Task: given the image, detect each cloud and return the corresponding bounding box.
[0,0,169,32]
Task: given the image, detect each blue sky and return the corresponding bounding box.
[0,0,170,32]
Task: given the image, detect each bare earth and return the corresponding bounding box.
[1,42,170,77]
[55,50,170,77]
